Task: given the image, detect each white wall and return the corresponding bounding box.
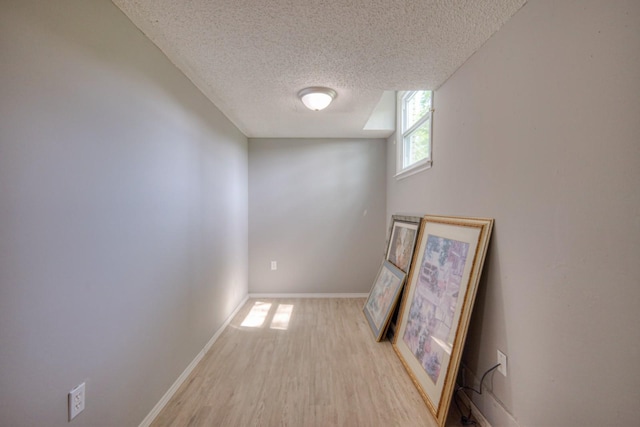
[387,1,640,426]
[249,138,386,294]
[0,1,248,426]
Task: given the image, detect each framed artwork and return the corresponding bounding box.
[363,260,406,341]
[385,216,421,273]
[383,215,422,340]
[393,215,493,426]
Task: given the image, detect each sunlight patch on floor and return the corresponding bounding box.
[240,301,295,330]
[270,304,294,330]
[241,301,272,327]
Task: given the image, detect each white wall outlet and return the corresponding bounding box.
[68,382,85,420]
[270,261,277,271]
[497,350,507,376]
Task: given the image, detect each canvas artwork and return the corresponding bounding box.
[393,215,493,427]
[363,261,406,341]
[402,235,469,383]
[383,216,422,340]
[386,220,419,273]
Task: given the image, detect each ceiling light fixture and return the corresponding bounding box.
[298,87,337,111]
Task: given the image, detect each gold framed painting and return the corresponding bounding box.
[385,215,421,273]
[393,215,493,426]
[363,260,406,341]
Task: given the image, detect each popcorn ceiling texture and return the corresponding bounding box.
[112,0,526,138]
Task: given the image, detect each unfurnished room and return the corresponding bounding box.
[1,1,639,426]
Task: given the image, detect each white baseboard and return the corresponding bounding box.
[456,389,492,427]
[138,294,249,427]
[248,293,368,298]
[459,363,520,427]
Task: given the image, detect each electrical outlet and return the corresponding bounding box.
[497,350,507,376]
[270,261,277,271]
[68,382,85,420]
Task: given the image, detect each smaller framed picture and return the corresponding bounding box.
[363,260,406,341]
[385,217,420,273]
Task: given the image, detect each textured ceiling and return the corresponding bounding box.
[112,0,526,138]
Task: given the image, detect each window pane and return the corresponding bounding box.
[403,117,430,167]
[404,91,432,131]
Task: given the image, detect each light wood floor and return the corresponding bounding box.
[150,298,468,427]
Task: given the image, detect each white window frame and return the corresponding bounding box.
[395,90,434,179]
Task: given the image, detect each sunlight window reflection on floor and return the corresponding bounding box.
[241,301,272,328]
[270,304,294,330]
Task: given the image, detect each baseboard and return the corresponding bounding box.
[138,294,250,427]
[456,389,492,427]
[248,293,368,298]
[459,363,520,427]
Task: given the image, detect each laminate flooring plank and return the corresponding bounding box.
[150,298,459,427]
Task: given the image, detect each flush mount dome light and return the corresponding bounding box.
[298,87,337,111]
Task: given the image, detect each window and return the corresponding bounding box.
[396,90,433,178]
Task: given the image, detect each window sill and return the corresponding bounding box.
[394,160,432,180]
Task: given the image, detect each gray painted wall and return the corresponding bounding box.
[0,1,248,426]
[249,138,386,294]
[387,0,640,426]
